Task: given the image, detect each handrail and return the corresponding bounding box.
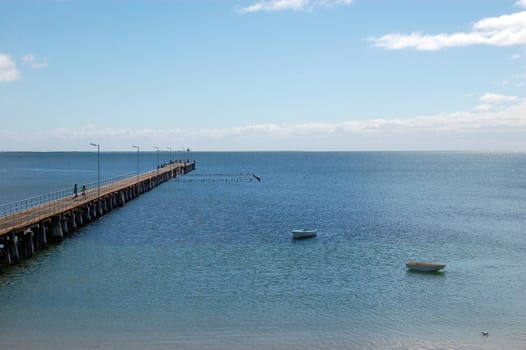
[0,161,194,237]
[0,173,134,218]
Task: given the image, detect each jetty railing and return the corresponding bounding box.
[0,173,134,218]
[0,172,141,235]
[0,161,196,266]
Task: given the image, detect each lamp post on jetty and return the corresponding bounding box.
[181,147,191,164]
[132,145,139,184]
[89,143,100,198]
[154,146,160,174]
[166,146,172,173]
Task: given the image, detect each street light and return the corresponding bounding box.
[166,146,172,174]
[89,143,100,198]
[181,147,190,164]
[132,145,139,183]
[154,146,159,173]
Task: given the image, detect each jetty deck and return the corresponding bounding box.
[0,161,195,266]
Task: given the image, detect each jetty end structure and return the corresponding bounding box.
[0,161,195,267]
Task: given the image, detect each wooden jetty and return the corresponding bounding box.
[0,161,195,267]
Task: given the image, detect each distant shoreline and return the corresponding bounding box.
[1,150,525,154]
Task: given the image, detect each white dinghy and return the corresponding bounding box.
[406,261,446,272]
[291,229,318,240]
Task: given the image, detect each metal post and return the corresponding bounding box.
[166,146,172,174]
[154,146,159,174]
[90,143,100,198]
[132,145,139,183]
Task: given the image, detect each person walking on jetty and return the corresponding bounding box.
[73,184,78,198]
[81,184,86,196]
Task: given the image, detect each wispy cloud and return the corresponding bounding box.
[2,99,525,151]
[237,0,352,14]
[474,92,519,111]
[0,53,21,83]
[369,10,526,51]
[21,54,47,69]
[473,104,493,112]
[479,92,519,104]
[515,0,526,9]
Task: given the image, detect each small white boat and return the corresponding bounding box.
[406,261,445,272]
[292,229,318,239]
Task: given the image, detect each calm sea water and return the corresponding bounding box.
[0,152,525,349]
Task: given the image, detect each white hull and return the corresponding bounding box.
[406,261,445,272]
[292,229,317,239]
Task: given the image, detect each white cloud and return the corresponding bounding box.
[479,92,519,103]
[474,92,519,112]
[510,54,521,60]
[238,0,306,13]
[237,0,352,13]
[473,104,493,112]
[21,54,47,69]
[369,10,526,50]
[515,0,526,9]
[0,53,21,82]
[1,99,525,151]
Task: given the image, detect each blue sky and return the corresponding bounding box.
[0,0,525,151]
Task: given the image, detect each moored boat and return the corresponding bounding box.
[406,261,445,272]
[291,229,318,239]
